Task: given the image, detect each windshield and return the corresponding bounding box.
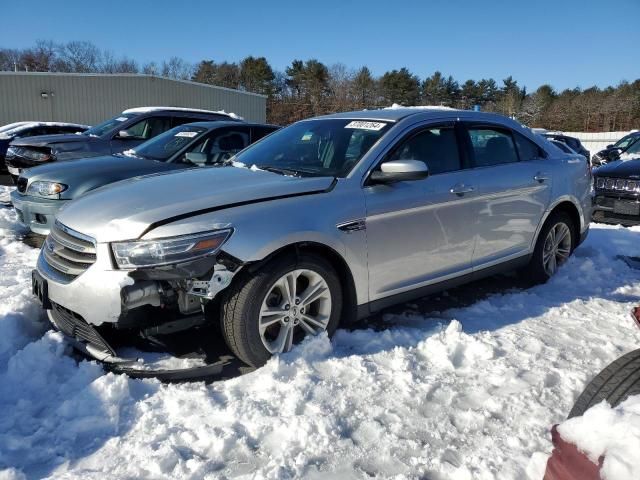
[128,125,208,161]
[233,119,391,177]
[83,113,135,137]
[625,139,640,155]
[614,135,638,150]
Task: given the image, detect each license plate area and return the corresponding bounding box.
[614,200,640,216]
[7,166,21,176]
[32,270,51,309]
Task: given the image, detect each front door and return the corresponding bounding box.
[364,122,481,301]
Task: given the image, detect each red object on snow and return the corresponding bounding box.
[631,306,640,330]
[543,425,603,480]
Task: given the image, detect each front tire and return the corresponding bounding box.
[221,253,343,367]
[524,211,576,284]
[568,349,640,418]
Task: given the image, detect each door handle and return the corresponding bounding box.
[534,173,550,183]
[450,184,475,196]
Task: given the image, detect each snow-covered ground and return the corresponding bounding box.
[1,186,640,480]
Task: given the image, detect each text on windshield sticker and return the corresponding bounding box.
[175,131,198,138]
[345,121,387,131]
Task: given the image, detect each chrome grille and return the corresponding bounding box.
[42,222,96,280]
[596,176,640,193]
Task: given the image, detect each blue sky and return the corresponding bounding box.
[2,0,638,91]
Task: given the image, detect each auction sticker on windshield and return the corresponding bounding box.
[116,117,128,122]
[175,131,199,138]
[345,121,387,131]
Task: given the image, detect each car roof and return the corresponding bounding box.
[312,106,525,127]
[122,106,242,119]
[180,121,279,130]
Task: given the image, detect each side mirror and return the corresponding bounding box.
[184,152,207,165]
[606,144,614,149]
[369,160,429,184]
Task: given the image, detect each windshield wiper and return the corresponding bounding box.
[258,166,304,177]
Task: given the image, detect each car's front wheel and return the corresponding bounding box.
[221,253,343,367]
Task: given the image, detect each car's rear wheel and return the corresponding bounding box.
[221,253,342,367]
[524,211,575,283]
[568,348,640,418]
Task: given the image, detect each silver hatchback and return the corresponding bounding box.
[33,108,592,367]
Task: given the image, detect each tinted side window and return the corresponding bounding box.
[251,126,277,142]
[467,127,519,167]
[172,116,206,127]
[389,126,461,174]
[184,128,250,165]
[514,132,545,161]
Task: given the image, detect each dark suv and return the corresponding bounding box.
[541,133,590,161]
[591,131,640,166]
[592,139,640,226]
[4,107,241,180]
[1,122,89,174]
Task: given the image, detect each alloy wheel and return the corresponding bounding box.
[258,269,332,353]
[542,222,572,276]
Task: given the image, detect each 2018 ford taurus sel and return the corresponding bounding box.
[32,108,592,367]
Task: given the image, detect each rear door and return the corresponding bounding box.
[461,123,552,269]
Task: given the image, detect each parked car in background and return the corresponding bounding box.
[1,122,89,174]
[591,130,640,166]
[31,108,592,368]
[4,107,242,181]
[541,132,590,161]
[549,139,578,155]
[592,140,640,226]
[0,121,32,133]
[11,122,278,235]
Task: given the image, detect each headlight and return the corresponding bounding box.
[111,230,232,269]
[27,181,68,196]
[22,149,51,162]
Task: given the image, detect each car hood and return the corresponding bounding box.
[9,133,92,148]
[23,155,182,196]
[596,157,640,177]
[57,166,335,242]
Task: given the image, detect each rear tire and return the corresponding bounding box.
[523,211,576,284]
[221,253,343,367]
[568,349,640,418]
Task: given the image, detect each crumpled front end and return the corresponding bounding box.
[35,221,241,364]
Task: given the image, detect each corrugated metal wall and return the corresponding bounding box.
[0,72,266,125]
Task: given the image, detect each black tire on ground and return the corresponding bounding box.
[568,348,640,418]
[522,211,576,284]
[220,253,343,367]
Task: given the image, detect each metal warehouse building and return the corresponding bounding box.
[0,72,267,125]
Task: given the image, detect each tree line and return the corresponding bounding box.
[1,40,639,131]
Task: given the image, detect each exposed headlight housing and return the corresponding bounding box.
[21,148,52,162]
[111,230,232,269]
[27,181,68,197]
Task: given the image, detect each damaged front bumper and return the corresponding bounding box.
[34,229,243,374]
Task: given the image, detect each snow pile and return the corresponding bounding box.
[557,396,640,480]
[122,107,244,121]
[1,185,640,478]
[618,152,639,161]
